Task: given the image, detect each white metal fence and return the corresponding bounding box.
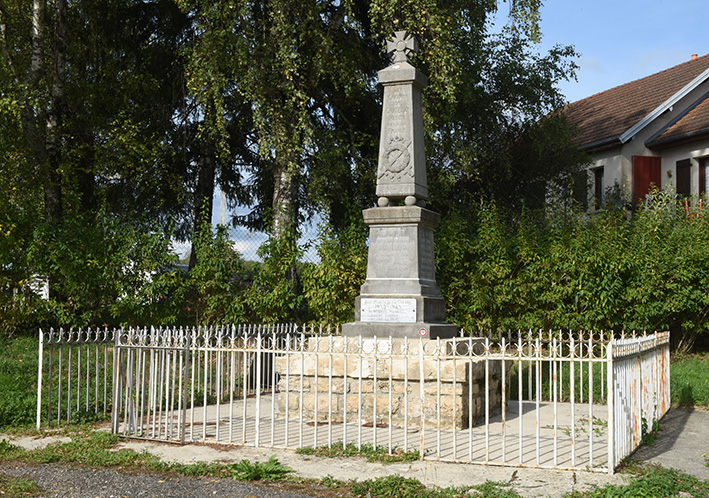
[608,332,671,467]
[36,328,114,428]
[36,326,670,474]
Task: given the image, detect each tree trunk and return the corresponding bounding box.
[76,136,97,214]
[19,0,48,166]
[18,0,66,223]
[43,0,67,223]
[188,140,217,269]
[271,162,298,240]
[271,159,301,293]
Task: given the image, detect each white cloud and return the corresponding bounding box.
[579,56,605,74]
[630,49,689,79]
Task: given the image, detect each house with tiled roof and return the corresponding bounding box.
[565,53,709,207]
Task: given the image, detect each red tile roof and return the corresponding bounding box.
[565,54,709,149]
[649,94,709,147]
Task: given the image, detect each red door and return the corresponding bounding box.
[633,156,661,202]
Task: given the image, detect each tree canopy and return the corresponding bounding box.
[176,0,583,231]
[0,0,584,333]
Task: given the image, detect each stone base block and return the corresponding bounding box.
[341,321,457,339]
[274,337,511,430]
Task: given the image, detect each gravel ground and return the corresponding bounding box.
[0,461,337,498]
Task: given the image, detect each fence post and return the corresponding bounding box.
[36,329,45,430]
[419,336,425,461]
[180,328,191,444]
[606,339,614,474]
[255,329,262,446]
[111,329,122,434]
[663,334,671,415]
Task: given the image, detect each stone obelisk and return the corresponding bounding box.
[342,31,456,339]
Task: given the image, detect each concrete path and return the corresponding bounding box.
[110,438,622,497]
[116,397,612,472]
[2,408,707,497]
[633,408,709,480]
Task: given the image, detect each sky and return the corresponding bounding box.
[528,0,707,103]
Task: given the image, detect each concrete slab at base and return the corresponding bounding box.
[341,321,457,339]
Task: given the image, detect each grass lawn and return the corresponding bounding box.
[671,354,709,408]
[0,336,39,428]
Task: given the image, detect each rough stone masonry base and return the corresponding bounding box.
[274,337,512,430]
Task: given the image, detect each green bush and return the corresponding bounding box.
[183,223,248,325]
[19,207,178,330]
[436,194,709,348]
[302,221,367,325]
[246,229,306,323]
[0,182,43,337]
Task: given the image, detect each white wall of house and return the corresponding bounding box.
[586,148,626,205]
[586,141,709,201]
[583,76,709,201]
[659,140,709,194]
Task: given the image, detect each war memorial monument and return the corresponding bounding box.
[341,31,456,339]
[275,33,508,428]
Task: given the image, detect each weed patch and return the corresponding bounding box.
[296,442,420,464]
[640,417,660,447]
[351,475,521,498]
[1,429,291,483]
[0,438,27,460]
[564,465,709,497]
[0,475,42,498]
[226,455,292,481]
[18,430,155,467]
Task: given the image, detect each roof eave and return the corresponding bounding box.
[619,67,709,144]
[579,136,622,152]
[646,128,709,149]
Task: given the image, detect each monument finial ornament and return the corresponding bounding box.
[386,31,419,64]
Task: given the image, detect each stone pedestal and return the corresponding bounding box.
[274,337,511,429]
[342,206,456,339]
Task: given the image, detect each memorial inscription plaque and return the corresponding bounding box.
[360,298,417,323]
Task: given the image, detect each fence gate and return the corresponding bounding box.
[112,327,190,441]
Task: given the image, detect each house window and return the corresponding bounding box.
[593,167,604,209]
[676,159,691,197]
[700,158,708,197]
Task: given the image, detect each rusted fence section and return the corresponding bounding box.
[36,327,670,474]
[608,331,670,469]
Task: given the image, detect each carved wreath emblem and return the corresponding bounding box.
[380,137,413,181]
